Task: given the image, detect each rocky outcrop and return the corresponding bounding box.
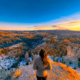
[0,57,17,70]
[62,46,79,68]
[0,57,80,80]
[2,60,80,80]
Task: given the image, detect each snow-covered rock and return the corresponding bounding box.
[18,60,28,66]
[0,57,17,70]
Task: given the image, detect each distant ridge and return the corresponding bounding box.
[0,29,80,32]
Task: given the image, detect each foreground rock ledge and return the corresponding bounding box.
[14,60,80,80]
[0,60,80,80]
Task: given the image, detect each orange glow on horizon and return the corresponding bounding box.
[56,21,80,31]
[0,21,80,31]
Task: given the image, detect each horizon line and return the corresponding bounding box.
[0,29,80,32]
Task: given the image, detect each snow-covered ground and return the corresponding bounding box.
[0,55,33,70]
[0,57,17,70]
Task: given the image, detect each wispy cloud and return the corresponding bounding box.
[56,21,80,31]
[46,12,80,26]
[0,13,80,31]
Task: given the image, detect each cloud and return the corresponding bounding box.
[45,12,80,25]
[55,21,80,31]
[0,13,80,31]
[52,25,57,27]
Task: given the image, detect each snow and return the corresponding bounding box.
[0,57,17,70]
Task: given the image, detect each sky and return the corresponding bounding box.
[0,0,80,31]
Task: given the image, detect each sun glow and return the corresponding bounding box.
[56,21,80,31]
[0,21,80,31]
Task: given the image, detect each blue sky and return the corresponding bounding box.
[0,0,80,24]
[0,0,80,30]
